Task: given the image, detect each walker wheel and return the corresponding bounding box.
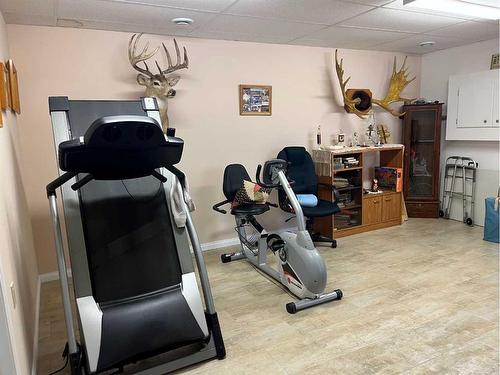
[331,240,337,248]
[439,210,444,217]
[466,218,473,226]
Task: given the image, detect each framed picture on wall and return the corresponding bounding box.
[0,62,7,111]
[7,59,20,114]
[239,85,272,116]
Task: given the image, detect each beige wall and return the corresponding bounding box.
[0,13,39,375]
[7,25,421,274]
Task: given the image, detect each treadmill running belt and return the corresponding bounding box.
[65,100,182,303]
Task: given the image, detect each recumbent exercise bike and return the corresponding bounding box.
[213,159,342,313]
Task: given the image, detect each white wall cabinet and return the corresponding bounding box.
[446,70,500,141]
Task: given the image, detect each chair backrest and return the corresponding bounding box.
[277,147,317,195]
[223,164,251,201]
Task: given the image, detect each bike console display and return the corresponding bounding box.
[261,159,289,186]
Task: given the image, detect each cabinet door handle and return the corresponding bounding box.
[373,200,380,204]
[483,120,487,123]
[384,198,392,201]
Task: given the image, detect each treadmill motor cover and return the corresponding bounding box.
[58,115,183,179]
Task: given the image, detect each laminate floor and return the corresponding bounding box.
[37,219,499,374]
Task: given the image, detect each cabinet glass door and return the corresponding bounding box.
[408,110,436,198]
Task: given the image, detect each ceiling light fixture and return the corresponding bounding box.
[171,17,194,26]
[419,41,436,47]
[403,0,500,20]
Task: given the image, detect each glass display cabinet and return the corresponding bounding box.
[402,103,442,217]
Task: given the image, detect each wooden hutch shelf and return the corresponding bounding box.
[312,144,404,238]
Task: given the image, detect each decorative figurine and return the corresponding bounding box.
[371,178,379,192]
[377,124,391,144]
[350,131,360,147]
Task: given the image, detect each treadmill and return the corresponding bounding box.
[46,96,225,374]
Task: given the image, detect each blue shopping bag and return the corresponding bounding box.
[484,196,499,243]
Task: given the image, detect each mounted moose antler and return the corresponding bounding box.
[128,33,189,131]
[371,56,416,117]
[334,49,415,119]
[335,50,362,116]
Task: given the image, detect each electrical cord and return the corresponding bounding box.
[47,342,69,375]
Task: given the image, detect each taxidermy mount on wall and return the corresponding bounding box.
[128,33,189,131]
[335,49,415,119]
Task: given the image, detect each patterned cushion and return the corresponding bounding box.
[233,180,272,206]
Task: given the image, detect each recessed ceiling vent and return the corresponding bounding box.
[171,18,194,26]
[419,41,435,47]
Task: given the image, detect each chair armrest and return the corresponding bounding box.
[317,183,340,201]
[213,199,231,214]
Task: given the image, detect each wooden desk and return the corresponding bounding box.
[312,144,404,238]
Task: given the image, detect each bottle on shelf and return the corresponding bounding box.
[316,124,322,149]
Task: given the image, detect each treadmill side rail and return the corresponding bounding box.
[47,193,80,360]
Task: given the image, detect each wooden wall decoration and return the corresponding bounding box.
[7,59,20,114]
[0,62,7,111]
[0,62,6,127]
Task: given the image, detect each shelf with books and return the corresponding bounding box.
[313,145,404,238]
[336,185,362,191]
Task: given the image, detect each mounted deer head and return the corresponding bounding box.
[128,33,189,131]
[334,49,415,119]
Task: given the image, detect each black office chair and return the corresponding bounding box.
[277,146,340,248]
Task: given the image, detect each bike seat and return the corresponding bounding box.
[231,203,270,216]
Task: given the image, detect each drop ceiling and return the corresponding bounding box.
[1,0,498,54]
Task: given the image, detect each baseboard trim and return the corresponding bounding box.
[200,237,240,251]
[39,269,73,283]
[39,230,303,283]
[31,276,41,375]
[39,239,239,283]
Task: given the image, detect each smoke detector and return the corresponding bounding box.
[419,41,435,47]
[171,18,194,26]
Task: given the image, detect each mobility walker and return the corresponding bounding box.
[439,156,478,226]
[213,159,343,314]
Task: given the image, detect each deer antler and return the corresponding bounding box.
[372,56,416,117]
[128,33,158,78]
[159,39,189,75]
[335,49,365,119]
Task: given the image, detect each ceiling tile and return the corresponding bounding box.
[65,18,194,37]
[0,0,55,16]
[468,0,500,6]
[199,14,326,39]
[188,29,289,44]
[300,25,412,48]
[425,20,499,42]
[287,38,338,48]
[339,7,464,33]
[383,0,476,20]
[370,34,465,54]
[224,0,374,25]
[57,0,216,29]
[2,11,55,26]
[102,0,238,12]
[341,0,394,5]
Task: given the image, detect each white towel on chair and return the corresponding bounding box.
[170,176,196,228]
